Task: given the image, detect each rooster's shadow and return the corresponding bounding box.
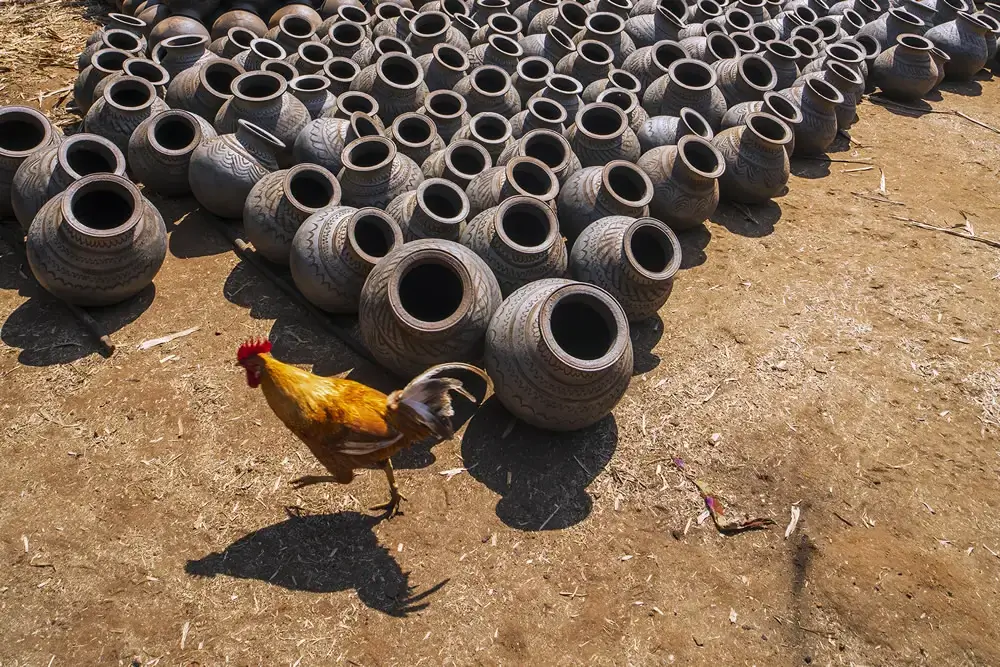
[184,510,447,616]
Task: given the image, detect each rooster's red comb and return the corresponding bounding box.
[237,337,272,362]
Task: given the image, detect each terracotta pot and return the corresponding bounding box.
[924,12,991,79]
[26,174,166,306]
[530,74,585,122]
[772,78,839,155]
[461,195,568,296]
[189,119,284,218]
[359,238,503,378]
[74,49,132,114]
[0,107,62,220]
[153,35,215,79]
[573,12,637,66]
[269,1,323,30]
[128,109,217,196]
[289,74,337,119]
[565,102,641,168]
[556,160,653,244]
[209,26,257,58]
[453,66,522,117]
[733,31,764,54]
[624,7,685,48]
[265,14,319,53]
[149,15,210,50]
[12,134,125,232]
[465,155,559,217]
[421,140,494,188]
[84,76,168,156]
[642,58,728,129]
[418,90,470,143]
[324,90,381,120]
[636,106,714,153]
[166,58,245,122]
[497,128,581,186]
[386,177,470,242]
[212,9,268,41]
[556,40,615,86]
[232,38,288,70]
[450,112,515,162]
[519,25,578,62]
[338,135,424,209]
[637,135,724,231]
[79,28,145,71]
[349,53,429,123]
[510,97,569,138]
[290,206,404,313]
[801,41,869,80]
[214,71,310,167]
[712,111,791,204]
[387,112,447,165]
[485,278,632,431]
[871,33,938,99]
[528,1,588,37]
[293,111,383,174]
[244,163,342,264]
[596,88,648,134]
[583,68,642,104]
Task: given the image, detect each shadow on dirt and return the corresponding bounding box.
[711,200,782,237]
[676,224,711,269]
[461,397,618,531]
[185,509,448,616]
[631,314,663,375]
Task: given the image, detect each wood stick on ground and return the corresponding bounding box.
[893,215,1000,249]
[0,224,116,356]
[866,95,1000,135]
[851,192,906,206]
[798,156,874,165]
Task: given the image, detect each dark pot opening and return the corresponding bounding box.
[263,60,297,82]
[791,36,818,59]
[681,108,712,138]
[579,41,613,65]
[300,43,331,63]
[509,159,555,197]
[673,60,714,88]
[109,80,153,108]
[229,27,256,50]
[126,59,169,87]
[764,92,801,123]
[412,13,448,36]
[94,49,130,72]
[550,295,615,361]
[750,24,778,43]
[154,115,197,151]
[708,33,739,60]
[794,5,818,23]
[814,17,839,38]
[65,141,118,177]
[680,138,721,176]
[548,26,575,51]
[491,35,522,57]
[548,74,582,95]
[353,213,396,258]
[449,144,488,177]
[339,92,375,114]
[0,112,46,153]
[237,73,282,99]
[435,44,468,69]
[500,201,551,248]
[767,40,798,60]
[807,77,843,104]
[889,7,922,25]
[490,14,520,32]
[704,21,725,36]
[380,56,420,86]
[530,98,566,123]
[609,69,640,91]
[587,12,624,34]
[472,114,508,141]
[606,163,648,203]
[726,8,752,30]
[375,3,401,20]
[659,0,687,20]
[332,22,363,45]
[376,36,410,55]
[163,34,204,49]
[522,132,567,169]
[108,12,145,28]
[828,60,863,86]
[792,25,822,43]
[347,139,391,169]
[699,0,723,16]
[293,75,328,92]
[843,9,864,31]
[731,32,759,53]
[454,13,479,32]
[519,58,551,80]
[899,34,932,49]
[399,262,464,323]
[326,57,360,81]
[71,182,134,231]
[351,113,382,138]
[281,16,314,38]
[473,67,508,94]
[741,56,775,88]
[396,116,432,144]
[654,41,687,70]
[253,39,285,60]
[289,168,336,209]
[341,6,368,23]
[561,2,588,28]
[827,43,862,63]
[749,113,788,142]
[420,181,465,219]
[579,105,625,137]
[428,91,463,116]
[106,31,142,52]
[600,89,636,115]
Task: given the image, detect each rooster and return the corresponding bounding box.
[236,338,490,517]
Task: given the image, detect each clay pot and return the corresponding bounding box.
[386,177,470,241]
[388,112,446,165]
[322,56,361,95]
[977,13,1000,63]
[359,238,503,378]
[84,77,168,156]
[0,107,62,220]
[232,38,288,71]
[372,7,418,40]
[569,215,680,323]
[450,112,515,162]
[79,28,145,71]
[712,112,791,204]
[565,103,641,168]
[871,33,938,100]
[583,68,642,104]
[138,1,170,30]
[269,2,323,30]
[510,97,569,138]
[453,66,522,118]
[679,32,740,64]
[265,14,319,53]
[520,26,578,62]
[468,34,524,72]
[733,31,763,54]
[414,45,469,93]
[528,1,588,37]
[405,11,470,56]
[485,278,632,431]
[761,39,802,89]
[293,111,383,174]
[461,195,567,296]
[573,12,637,66]
[556,40,615,86]
[419,90,470,143]
[290,206,404,313]
[422,140,494,188]
[189,119,284,218]
[153,35,215,79]
[350,53,429,124]
[471,12,524,48]
[930,45,951,86]
[588,0,634,18]
[212,9,268,40]
[711,54,777,105]
[244,164,342,264]
[624,7,685,48]
[596,88,648,134]
[621,39,687,91]
[338,135,424,209]
[531,74,585,122]
[637,136,725,231]
[556,160,653,244]
[318,5,373,40]
[797,61,864,130]
[215,71,310,167]
[924,12,991,79]
[26,174,167,306]
[858,8,926,51]
[12,134,126,232]
[514,0,559,27]
[323,19,373,62]
[465,155,559,217]
[149,15,210,50]
[325,90,381,120]
[290,74,337,119]
[88,13,148,43]
[636,107,714,153]
[74,49,132,114]
[288,41,335,74]
[802,41,869,80]
[128,109,217,196]
[164,0,220,21]
[497,128,581,186]
[209,26,257,58]
[642,59,728,129]
[166,58,245,122]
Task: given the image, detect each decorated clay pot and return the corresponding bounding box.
[128,109,217,196]
[421,140,494,188]
[453,66,522,117]
[637,136,725,231]
[573,12,637,66]
[265,14,319,53]
[324,19,373,62]
[290,206,404,313]
[350,53,429,123]
[324,90,381,120]
[0,106,62,220]
[465,156,559,217]
[74,48,132,114]
[584,68,642,104]
[636,107,714,153]
[556,160,653,244]
[153,35,215,79]
[404,11,471,56]
[720,90,803,156]
[209,26,257,59]
[512,56,554,103]
[232,38,287,70]
[556,40,615,86]
[510,97,570,138]
[26,174,167,307]
[530,74,585,122]
[338,135,424,209]
[596,88,648,134]
[496,128,581,186]
[924,12,991,79]
[471,12,524,48]
[189,119,284,218]
[528,1,588,36]
[485,278,633,431]
[678,32,740,64]
[289,41,336,74]
[712,111,791,204]
[244,163,342,264]
[461,195,568,296]
[212,9,268,41]
[871,33,938,100]
[520,26,578,62]
[290,74,337,119]
[797,61,864,130]
[386,177,470,241]
[930,45,951,86]
[565,102,641,168]
[624,7,685,48]
[12,134,125,232]
[269,1,323,31]
[387,112,446,165]
[166,58,245,122]
[324,56,362,95]
[417,44,471,91]
[359,238,503,378]
[78,28,145,72]
[642,58,728,129]
[450,112,515,162]
[711,54,777,105]
[84,77,168,156]
[292,111,383,175]
[858,8,926,51]
[418,89,470,143]
[469,34,525,70]
[621,38,688,90]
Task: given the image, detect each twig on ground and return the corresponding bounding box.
[893,216,1000,249]
[799,156,874,165]
[867,95,1000,135]
[851,192,905,206]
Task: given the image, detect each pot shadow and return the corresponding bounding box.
[184,510,447,617]
[790,156,832,179]
[1,282,155,366]
[0,227,24,291]
[711,200,782,238]
[676,224,710,269]
[631,314,663,375]
[157,198,233,259]
[460,397,618,531]
[940,75,987,97]
[869,96,934,117]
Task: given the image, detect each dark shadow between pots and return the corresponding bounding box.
[185,509,448,616]
[711,200,781,237]
[631,314,663,375]
[460,397,618,531]
[676,223,710,269]
[939,78,984,97]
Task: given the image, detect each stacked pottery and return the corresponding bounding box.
[128,109,217,196]
[712,112,792,204]
[386,177,470,241]
[872,33,940,100]
[0,106,62,220]
[338,136,424,209]
[557,160,653,244]
[637,136,725,231]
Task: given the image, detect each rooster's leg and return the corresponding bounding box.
[370,459,407,518]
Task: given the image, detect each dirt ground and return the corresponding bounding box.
[2,1,1000,665]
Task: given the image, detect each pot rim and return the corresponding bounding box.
[373,35,413,57]
[803,75,845,105]
[517,56,554,82]
[387,243,475,332]
[409,10,451,39]
[0,106,54,160]
[676,135,726,180]
[91,48,132,75]
[957,10,991,30]
[56,133,126,181]
[546,25,576,51]
[527,97,569,125]
[296,40,334,65]
[597,87,640,116]
[102,75,157,111]
[668,58,719,91]
[376,53,425,91]
[432,43,470,73]
[518,128,573,174]
[416,177,470,224]
[60,173,143,239]
[341,135,397,173]
[247,37,288,62]
[106,12,146,29]
[445,140,493,180]
[539,282,630,371]
[545,73,584,96]
[262,59,298,82]
[329,21,365,47]
[101,28,145,53]
[764,39,800,62]
[338,4,372,26]
[487,12,522,34]
[124,57,171,88]
[724,7,753,31]
[573,102,628,140]
[762,90,803,124]
[736,54,777,93]
[348,111,384,139]
[488,34,524,59]
[744,110,793,146]
[494,195,560,254]
[347,207,403,266]
[282,163,340,214]
[601,160,654,207]
[680,107,715,139]
[231,70,287,105]
[336,91,379,118]
[469,111,512,144]
[290,74,332,94]
[278,13,318,40]
[470,65,512,97]
[237,119,286,151]
[652,40,688,72]
[584,11,626,37]
[226,26,257,51]
[324,56,361,84]
[159,33,209,51]
[391,112,437,149]
[425,89,468,120]
[147,109,204,156]
[576,39,615,67]
[453,12,480,32]
[505,156,559,201]
[825,60,864,86]
[887,7,925,27]
[707,32,740,61]
[608,68,641,92]
[559,1,588,30]
[895,32,934,51]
